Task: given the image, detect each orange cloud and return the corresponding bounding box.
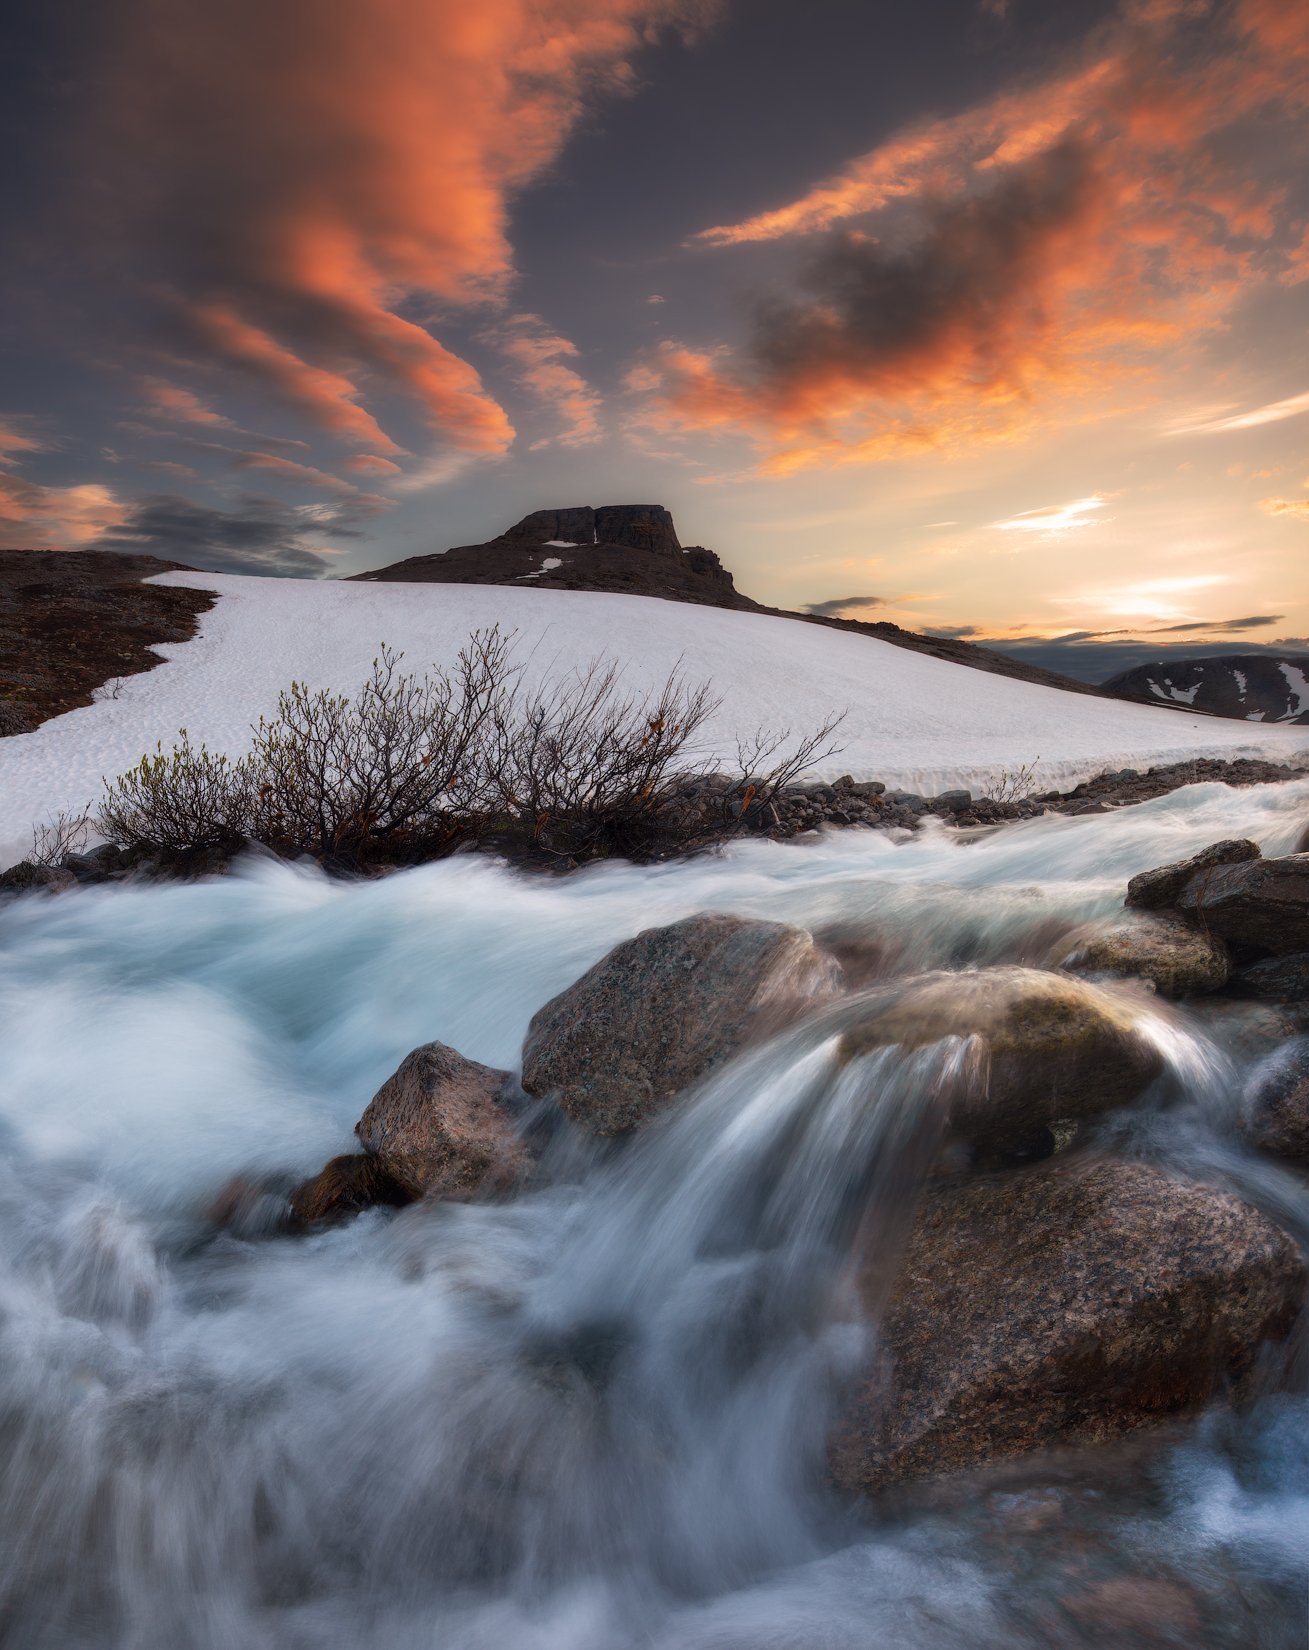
[0,473,127,548]
[643,0,1309,473]
[0,422,48,466]
[95,1,709,467]
[1261,496,1309,520]
[342,454,404,478]
[139,379,234,428]
[495,314,604,448]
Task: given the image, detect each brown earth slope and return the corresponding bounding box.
[0,550,214,735]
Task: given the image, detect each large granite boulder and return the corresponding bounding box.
[1239,1038,1309,1166]
[1125,839,1261,911]
[1174,853,1309,955]
[838,967,1163,1149]
[831,1158,1305,1490]
[520,913,843,1134]
[1053,912,1229,999]
[356,1041,524,1199]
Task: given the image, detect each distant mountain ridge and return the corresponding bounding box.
[351,503,1106,699]
[1103,654,1309,725]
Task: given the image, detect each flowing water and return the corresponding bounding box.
[0,778,1306,1649]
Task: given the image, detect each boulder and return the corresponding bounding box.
[838,967,1163,1149]
[520,913,843,1134]
[830,1158,1305,1490]
[1175,853,1309,955]
[288,1154,410,1228]
[1125,839,1261,911]
[1239,1038,1309,1166]
[1054,912,1229,999]
[356,1041,524,1199]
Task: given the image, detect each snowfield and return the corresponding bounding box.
[1,571,1305,865]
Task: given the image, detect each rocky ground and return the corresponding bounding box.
[0,549,214,736]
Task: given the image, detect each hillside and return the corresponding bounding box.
[1104,653,1309,724]
[352,504,1105,700]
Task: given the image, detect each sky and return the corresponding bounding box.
[2,0,1307,679]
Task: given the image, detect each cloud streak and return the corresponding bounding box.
[83,0,710,468]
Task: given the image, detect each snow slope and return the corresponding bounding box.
[1,571,1305,865]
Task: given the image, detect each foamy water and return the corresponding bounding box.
[0,777,1305,1648]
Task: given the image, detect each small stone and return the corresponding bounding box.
[288,1155,411,1228]
[356,1041,524,1199]
[1239,1038,1309,1165]
[1233,951,1309,1004]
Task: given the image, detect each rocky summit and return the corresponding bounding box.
[351,502,755,610]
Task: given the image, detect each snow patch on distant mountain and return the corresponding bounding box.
[1105,653,1309,726]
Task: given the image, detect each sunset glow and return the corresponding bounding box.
[1,0,1305,655]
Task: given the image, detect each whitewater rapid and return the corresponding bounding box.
[0,777,1306,1649]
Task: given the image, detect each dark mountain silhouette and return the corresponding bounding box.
[1103,653,1309,724]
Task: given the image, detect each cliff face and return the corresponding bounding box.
[352,504,753,610]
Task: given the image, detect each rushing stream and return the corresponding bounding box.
[0,777,1306,1649]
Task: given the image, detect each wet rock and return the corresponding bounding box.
[1238,1038,1309,1166]
[1233,950,1309,1005]
[356,1041,524,1199]
[831,1158,1306,1489]
[934,790,973,813]
[0,860,76,893]
[1054,912,1229,999]
[838,967,1163,1149]
[1174,852,1309,955]
[288,1154,411,1228]
[205,1172,298,1238]
[1057,1577,1203,1647]
[521,913,843,1135]
[1125,839,1261,911]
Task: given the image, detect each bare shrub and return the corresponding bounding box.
[983,759,1040,806]
[31,806,92,866]
[727,715,849,821]
[250,632,515,862]
[97,631,849,870]
[99,732,253,852]
[485,659,721,858]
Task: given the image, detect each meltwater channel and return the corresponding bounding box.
[0,777,1306,1649]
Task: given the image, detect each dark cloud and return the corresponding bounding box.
[750,142,1096,396]
[90,493,359,576]
[1151,615,1283,634]
[804,594,886,617]
[923,624,980,639]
